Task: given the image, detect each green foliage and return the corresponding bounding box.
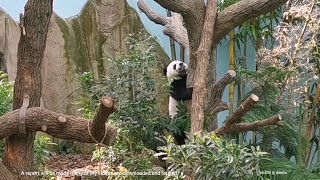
[77,32,166,178]
[34,136,57,170]
[0,71,13,116]
[78,72,95,119]
[156,133,269,180]
[218,0,282,50]
[91,145,163,180]
[78,31,190,152]
[167,102,190,137]
[260,157,320,180]
[92,145,155,171]
[237,66,294,122]
[77,31,193,179]
[0,71,13,160]
[237,65,309,166]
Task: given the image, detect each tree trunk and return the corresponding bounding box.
[3,0,53,179]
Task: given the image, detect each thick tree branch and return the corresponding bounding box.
[137,0,189,50]
[212,101,229,116]
[191,0,218,133]
[205,70,236,117]
[137,0,169,26]
[153,0,196,15]
[212,70,236,100]
[231,115,282,132]
[213,0,288,42]
[215,115,282,136]
[0,97,117,146]
[225,94,259,127]
[0,163,16,180]
[4,0,53,178]
[91,97,117,142]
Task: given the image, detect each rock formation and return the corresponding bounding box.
[0,0,169,116]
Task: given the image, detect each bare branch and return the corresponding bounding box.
[212,101,229,116]
[0,97,118,146]
[138,0,189,50]
[212,70,236,100]
[213,0,288,42]
[162,14,189,50]
[231,114,282,132]
[225,94,259,127]
[215,115,282,136]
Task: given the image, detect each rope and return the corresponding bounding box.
[87,121,108,179]
[87,121,108,147]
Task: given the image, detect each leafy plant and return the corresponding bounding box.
[77,31,190,152]
[156,132,269,180]
[77,32,175,179]
[0,71,13,116]
[0,71,13,160]
[34,136,57,170]
[260,157,320,180]
[237,65,309,161]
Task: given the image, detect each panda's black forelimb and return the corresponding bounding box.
[170,74,193,101]
[172,131,187,145]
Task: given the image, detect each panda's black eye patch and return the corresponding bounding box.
[173,64,177,70]
[179,63,183,66]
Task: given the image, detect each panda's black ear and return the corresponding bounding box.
[163,67,167,76]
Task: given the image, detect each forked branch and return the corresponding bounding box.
[212,70,236,100]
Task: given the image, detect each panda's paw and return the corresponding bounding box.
[169,113,177,120]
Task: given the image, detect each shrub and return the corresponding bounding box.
[78,32,172,152]
[0,71,13,160]
[156,132,269,180]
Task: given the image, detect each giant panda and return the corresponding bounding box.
[163,60,193,145]
[163,60,193,118]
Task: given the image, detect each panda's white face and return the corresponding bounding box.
[166,60,188,80]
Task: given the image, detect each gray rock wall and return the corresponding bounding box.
[0,0,169,116]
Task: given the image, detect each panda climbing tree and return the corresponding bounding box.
[163,60,192,118]
[162,60,192,145]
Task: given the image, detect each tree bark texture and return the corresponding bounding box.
[190,0,218,133]
[0,162,15,180]
[3,0,53,179]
